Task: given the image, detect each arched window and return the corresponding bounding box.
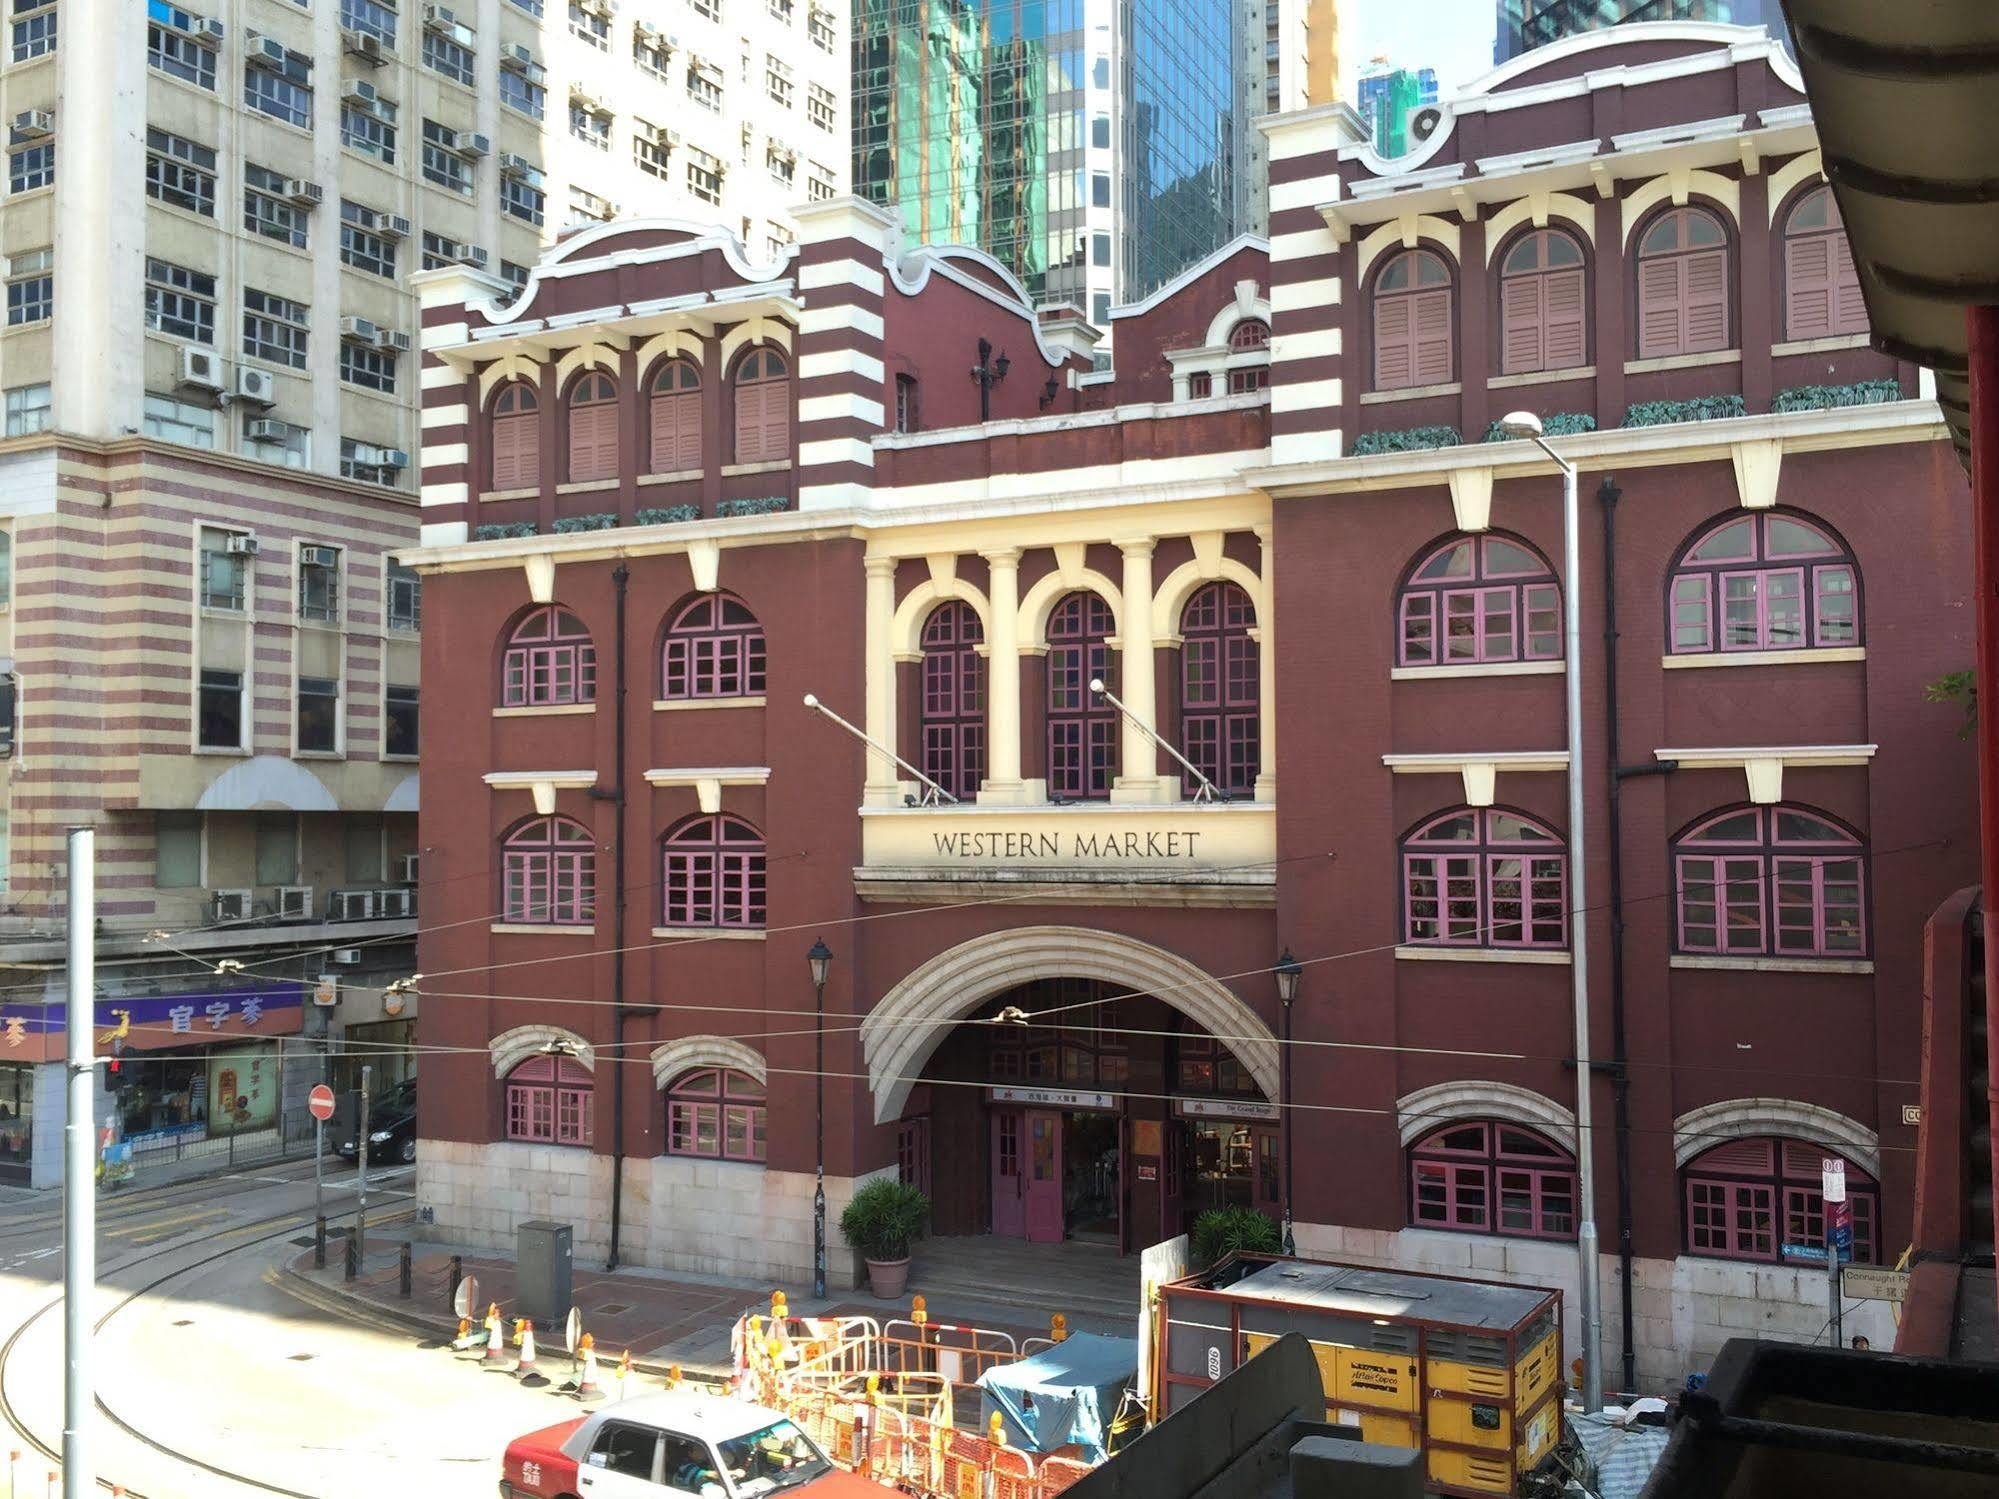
[1046,591,1117,801]
[1226,319,1271,394]
[501,605,597,707]
[1409,1120,1577,1239]
[1683,1137,1877,1264]
[501,815,596,926]
[666,1067,766,1161]
[661,813,766,929]
[1228,318,1270,352]
[1783,185,1866,341]
[1498,228,1587,375]
[732,346,789,464]
[661,593,765,699]
[505,1052,593,1144]
[1673,804,1865,958]
[649,357,702,473]
[1180,582,1258,797]
[1397,533,1560,668]
[565,369,618,483]
[1372,248,1453,390]
[490,380,540,490]
[1403,808,1566,950]
[1636,205,1729,358]
[920,600,985,800]
[1667,510,1859,654]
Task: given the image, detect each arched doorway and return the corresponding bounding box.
[865,929,1279,1255]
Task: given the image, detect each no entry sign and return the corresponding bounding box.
[308,1084,337,1122]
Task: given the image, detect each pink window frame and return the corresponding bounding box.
[1408,1120,1577,1240]
[501,606,597,707]
[660,594,766,700]
[1179,581,1259,797]
[1667,512,1861,653]
[1682,1137,1878,1264]
[919,600,986,800]
[1673,805,1866,958]
[1046,591,1118,800]
[661,813,766,929]
[504,1055,593,1145]
[1396,534,1561,668]
[665,1067,766,1162]
[1401,808,1568,950]
[501,816,595,926]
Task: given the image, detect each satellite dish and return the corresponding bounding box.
[1410,107,1444,143]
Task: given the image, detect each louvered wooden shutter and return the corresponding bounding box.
[1500,273,1545,376]
[1411,289,1453,384]
[650,391,701,472]
[492,413,537,490]
[734,382,766,463]
[1373,293,1413,389]
[1542,268,1585,369]
[759,374,788,459]
[568,402,616,483]
[1830,233,1866,334]
[1637,257,1685,358]
[1682,247,1728,353]
[1785,234,1833,340]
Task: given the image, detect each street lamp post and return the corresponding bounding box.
[1498,409,1601,1412]
[807,938,833,1300]
[1273,950,1302,1257]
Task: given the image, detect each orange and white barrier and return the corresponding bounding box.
[577,1333,603,1398]
[515,1318,539,1378]
[483,1305,507,1364]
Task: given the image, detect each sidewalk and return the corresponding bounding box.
[283,1234,1140,1378]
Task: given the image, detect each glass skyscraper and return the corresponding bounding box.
[853,0,1238,330]
[1495,1,1788,63]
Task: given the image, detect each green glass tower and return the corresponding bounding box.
[854,0,1238,329]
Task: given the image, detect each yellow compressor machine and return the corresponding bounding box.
[1156,1254,1564,1496]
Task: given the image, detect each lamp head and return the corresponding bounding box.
[1088,677,1106,695]
[995,351,1011,380]
[802,692,819,709]
[1274,948,1303,1005]
[1498,410,1544,440]
[806,937,834,988]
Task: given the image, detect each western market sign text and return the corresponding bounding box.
[929,829,1208,862]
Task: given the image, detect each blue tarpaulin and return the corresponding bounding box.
[976,1332,1137,1463]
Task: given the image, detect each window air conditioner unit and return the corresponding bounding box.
[501,41,534,68]
[331,889,379,922]
[300,544,340,569]
[396,853,420,883]
[377,888,415,919]
[375,329,413,355]
[210,888,252,922]
[246,417,289,442]
[282,178,323,207]
[499,152,535,179]
[339,315,380,342]
[10,110,53,139]
[224,534,260,556]
[342,30,386,64]
[450,130,490,158]
[378,448,410,469]
[236,367,278,406]
[378,213,412,241]
[246,34,289,68]
[341,78,380,106]
[331,948,362,965]
[276,885,314,920]
[178,346,226,394]
[193,16,226,43]
[423,4,459,29]
[452,244,489,270]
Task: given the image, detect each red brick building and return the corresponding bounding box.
[405,24,1975,1388]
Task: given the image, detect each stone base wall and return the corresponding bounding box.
[1295,1221,1893,1392]
[417,1139,889,1292]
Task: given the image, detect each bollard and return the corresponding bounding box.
[399,1240,413,1298]
[344,1227,359,1281]
[1051,1312,1068,1343]
[448,1253,463,1306]
[314,1214,327,1270]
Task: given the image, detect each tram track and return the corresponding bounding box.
[0,1157,326,1244]
[0,1191,414,1498]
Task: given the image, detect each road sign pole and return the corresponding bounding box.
[307,1082,336,1268]
[1823,1157,1847,1347]
[63,827,95,1499]
[357,1065,371,1275]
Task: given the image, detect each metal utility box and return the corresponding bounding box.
[516,1220,572,1326]
[1158,1254,1563,1497]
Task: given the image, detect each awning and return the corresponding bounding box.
[1784,2,1999,465]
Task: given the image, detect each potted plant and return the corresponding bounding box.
[839,1177,931,1299]
[1190,1206,1281,1269]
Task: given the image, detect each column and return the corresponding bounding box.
[863,556,899,805]
[1112,537,1160,803]
[1255,525,1277,802]
[979,548,1024,804]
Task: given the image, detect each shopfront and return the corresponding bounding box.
[0,1063,33,1184]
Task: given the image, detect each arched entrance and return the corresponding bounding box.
[863,928,1280,1254]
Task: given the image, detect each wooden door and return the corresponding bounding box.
[1024,1110,1064,1244]
[991,1109,1025,1238]
[1161,1120,1186,1240]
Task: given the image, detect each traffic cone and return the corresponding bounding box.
[483,1306,507,1364]
[576,1334,603,1399]
[451,1316,482,1352]
[516,1319,540,1379]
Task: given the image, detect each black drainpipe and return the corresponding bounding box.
[1599,476,1675,1393]
[600,562,631,1270]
